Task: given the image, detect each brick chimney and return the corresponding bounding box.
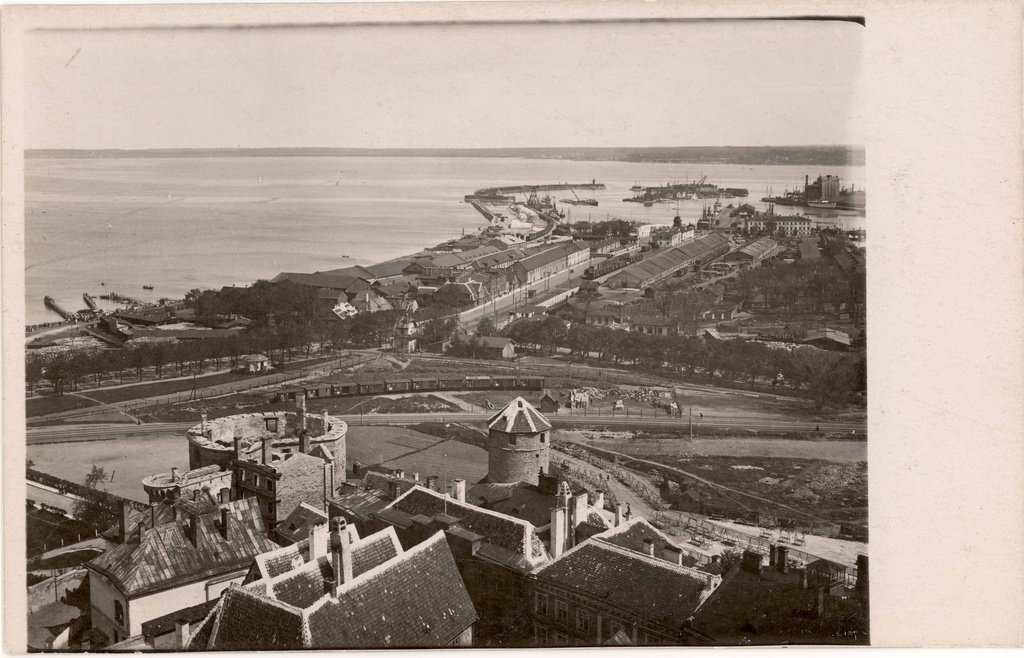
[299,430,310,455]
[550,505,567,559]
[322,463,335,507]
[777,546,789,574]
[310,522,329,561]
[425,475,439,492]
[218,507,229,540]
[118,500,132,544]
[186,513,199,547]
[642,538,655,557]
[233,435,242,461]
[769,544,777,567]
[261,438,269,464]
[662,544,683,565]
[330,518,353,596]
[201,414,208,436]
[450,478,466,503]
[174,618,190,649]
[614,503,624,527]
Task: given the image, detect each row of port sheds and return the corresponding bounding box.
[607,233,730,289]
[272,375,546,401]
[723,237,781,265]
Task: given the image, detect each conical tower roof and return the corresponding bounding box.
[487,396,552,434]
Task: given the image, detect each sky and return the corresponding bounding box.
[24,20,864,150]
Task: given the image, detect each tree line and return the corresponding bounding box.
[501,315,865,408]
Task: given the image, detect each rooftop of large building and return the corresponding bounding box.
[87,497,277,599]
[487,396,552,434]
[375,485,551,570]
[189,529,477,650]
[186,410,345,453]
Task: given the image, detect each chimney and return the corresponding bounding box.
[573,492,588,530]
[171,467,179,482]
[594,492,605,510]
[261,438,269,464]
[412,473,420,482]
[201,414,208,435]
[450,478,466,503]
[393,469,405,480]
[777,546,789,574]
[322,410,329,432]
[118,500,131,543]
[310,522,329,561]
[186,513,199,547]
[174,618,190,649]
[323,463,335,507]
[330,518,353,595]
[150,502,158,529]
[299,430,310,455]
[218,507,229,540]
[550,506,567,559]
[614,503,624,527]
[425,475,439,492]
[625,503,632,520]
[662,545,683,565]
[856,554,869,592]
[642,538,655,557]
[233,435,242,461]
[769,544,777,567]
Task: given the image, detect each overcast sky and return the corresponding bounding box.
[25,20,864,150]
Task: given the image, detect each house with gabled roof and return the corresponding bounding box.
[84,497,277,647]
[370,484,551,646]
[186,520,477,650]
[530,516,722,647]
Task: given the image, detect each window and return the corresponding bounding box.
[265,418,278,432]
[555,599,568,625]
[577,609,592,634]
[114,600,124,626]
[540,432,546,444]
[253,475,260,488]
[535,593,549,616]
[509,435,517,446]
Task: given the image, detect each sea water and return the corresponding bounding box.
[24,155,865,325]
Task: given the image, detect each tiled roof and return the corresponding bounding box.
[476,336,513,350]
[536,540,720,627]
[277,502,328,542]
[595,517,694,562]
[328,489,391,521]
[141,598,219,639]
[487,396,552,434]
[204,586,305,650]
[385,486,549,567]
[87,497,276,598]
[193,531,476,650]
[251,523,359,581]
[305,533,477,648]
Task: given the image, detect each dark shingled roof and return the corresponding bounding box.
[535,541,719,629]
[305,533,477,648]
[86,498,276,598]
[193,531,476,650]
[204,587,304,650]
[487,396,552,434]
[277,502,328,543]
[384,486,549,567]
[328,489,391,521]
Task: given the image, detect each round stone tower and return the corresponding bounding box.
[486,396,552,485]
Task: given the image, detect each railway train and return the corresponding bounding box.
[582,252,644,279]
[272,374,547,403]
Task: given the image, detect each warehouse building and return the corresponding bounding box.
[723,237,780,266]
[606,233,730,289]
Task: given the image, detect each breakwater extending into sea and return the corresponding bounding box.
[25,155,865,326]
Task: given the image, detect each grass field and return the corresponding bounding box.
[380,439,488,485]
[26,395,101,418]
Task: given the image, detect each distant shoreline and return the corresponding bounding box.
[25,146,866,167]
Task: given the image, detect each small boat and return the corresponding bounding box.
[807,199,837,209]
[143,284,154,290]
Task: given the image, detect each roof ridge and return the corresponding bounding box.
[590,539,717,583]
[394,485,538,534]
